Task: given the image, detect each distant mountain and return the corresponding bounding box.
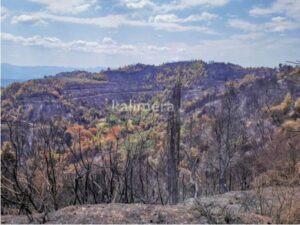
[1,60,281,122]
[0,63,104,86]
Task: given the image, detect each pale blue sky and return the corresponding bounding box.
[1,0,300,68]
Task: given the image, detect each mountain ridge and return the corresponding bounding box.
[0,63,104,86]
[1,60,279,123]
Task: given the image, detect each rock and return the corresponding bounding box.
[233,213,272,224]
[3,187,300,224]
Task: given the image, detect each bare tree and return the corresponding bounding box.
[166,81,181,204]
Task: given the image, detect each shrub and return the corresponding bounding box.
[295,98,300,113]
[282,119,300,132]
[106,114,119,127]
[269,92,292,119]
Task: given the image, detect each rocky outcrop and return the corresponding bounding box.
[1,204,206,224]
[5,188,298,224]
[184,191,273,224]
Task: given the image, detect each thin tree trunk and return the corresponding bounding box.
[167,82,181,205]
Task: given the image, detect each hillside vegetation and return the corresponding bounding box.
[1,61,299,224]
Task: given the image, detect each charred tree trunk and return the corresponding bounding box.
[167,82,181,205]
